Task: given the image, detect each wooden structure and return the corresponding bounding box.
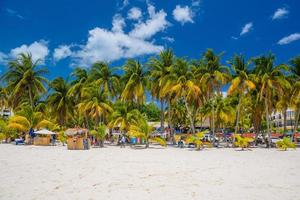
[65,128,90,150]
[33,136,51,145]
[33,129,56,146]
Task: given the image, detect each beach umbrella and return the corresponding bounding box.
[34,129,56,135]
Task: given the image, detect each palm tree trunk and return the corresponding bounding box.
[1,104,4,117]
[160,99,164,133]
[235,94,242,134]
[145,138,149,148]
[183,97,195,134]
[168,99,174,143]
[212,102,216,145]
[265,98,271,148]
[293,108,300,141]
[28,86,34,109]
[283,108,287,134]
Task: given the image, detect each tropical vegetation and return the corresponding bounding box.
[0,50,299,149]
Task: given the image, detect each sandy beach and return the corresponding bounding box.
[0,144,299,200]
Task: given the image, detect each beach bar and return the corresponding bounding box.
[65,128,90,150]
[33,129,56,146]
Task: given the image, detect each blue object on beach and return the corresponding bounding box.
[29,128,35,138]
[131,137,136,144]
[15,139,24,145]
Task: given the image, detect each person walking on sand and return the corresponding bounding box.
[120,135,126,148]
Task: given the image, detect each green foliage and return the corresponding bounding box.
[91,124,107,141]
[0,133,5,141]
[186,132,206,150]
[140,102,160,121]
[276,137,296,151]
[128,117,166,148]
[234,134,253,150]
[58,131,67,144]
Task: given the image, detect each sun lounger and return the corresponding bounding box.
[15,139,25,145]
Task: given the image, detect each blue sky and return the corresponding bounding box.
[0,0,300,80]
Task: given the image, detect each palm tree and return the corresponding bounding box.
[77,83,113,128]
[194,49,230,141]
[108,102,140,133]
[2,53,48,109]
[47,77,74,127]
[68,68,89,102]
[227,54,255,134]
[165,58,201,134]
[252,54,290,147]
[289,56,300,136]
[89,62,120,99]
[128,117,166,148]
[8,104,53,132]
[121,59,148,105]
[0,87,9,117]
[148,49,174,132]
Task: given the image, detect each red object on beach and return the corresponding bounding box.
[271,133,282,138]
[294,133,300,138]
[241,133,255,138]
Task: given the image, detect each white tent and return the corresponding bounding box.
[34,129,56,135]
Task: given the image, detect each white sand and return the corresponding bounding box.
[0,144,299,200]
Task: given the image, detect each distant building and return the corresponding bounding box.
[271,108,296,130]
[0,108,13,118]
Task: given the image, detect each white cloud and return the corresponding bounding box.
[54,4,171,66]
[128,7,142,21]
[162,36,174,43]
[277,33,300,45]
[192,0,201,7]
[272,7,289,20]
[0,52,8,64]
[129,4,169,39]
[72,28,163,66]
[172,5,194,25]
[53,45,72,62]
[10,40,49,63]
[240,22,253,36]
[118,0,129,10]
[112,14,126,33]
[5,8,24,19]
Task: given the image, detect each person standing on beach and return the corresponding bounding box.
[120,135,126,148]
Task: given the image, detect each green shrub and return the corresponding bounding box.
[276,137,296,151]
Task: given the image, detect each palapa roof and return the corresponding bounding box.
[65,128,88,136]
[34,129,56,135]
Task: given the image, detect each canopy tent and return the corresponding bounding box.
[34,129,56,135]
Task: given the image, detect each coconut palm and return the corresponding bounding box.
[89,62,120,99]
[0,87,9,117]
[164,58,201,134]
[121,59,148,105]
[252,54,290,147]
[128,117,166,148]
[7,104,53,132]
[2,53,48,109]
[289,56,300,135]
[91,124,107,147]
[194,49,230,142]
[77,83,113,128]
[68,68,89,102]
[108,102,140,133]
[227,54,255,134]
[47,77,74,127]
[148,49,174,131]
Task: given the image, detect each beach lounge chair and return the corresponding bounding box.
[15,138,25,145]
